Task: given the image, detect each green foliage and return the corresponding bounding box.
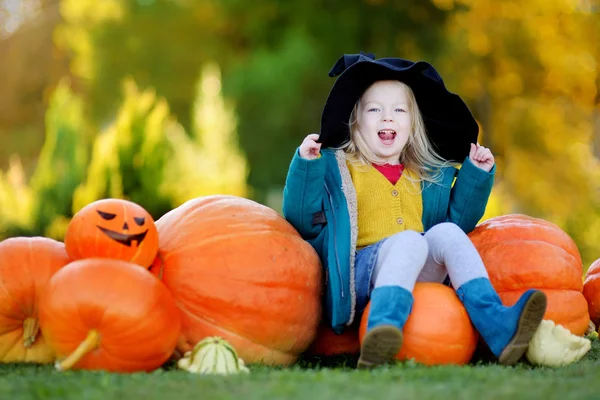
[0,156,34,237]
[73,77,175,218]
[54,0,450,201]
[28,78,89,239]
[4,0,600,266]
[0,63,248,239]
[161,62,248,205]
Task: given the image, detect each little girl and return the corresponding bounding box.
[282,52,547,368]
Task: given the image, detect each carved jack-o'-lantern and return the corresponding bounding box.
[65,198,159,268]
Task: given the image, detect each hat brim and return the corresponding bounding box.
[318,61,478,162]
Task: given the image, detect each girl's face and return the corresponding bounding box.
[356,80,412,165]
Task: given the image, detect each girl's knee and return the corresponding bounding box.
[427,222,466,239]
[386,230,428,258]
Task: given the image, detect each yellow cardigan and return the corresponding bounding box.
[348,162,424,249]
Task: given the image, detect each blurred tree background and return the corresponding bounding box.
[1,0,599,269]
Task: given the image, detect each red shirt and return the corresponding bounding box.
[373,163,405,185]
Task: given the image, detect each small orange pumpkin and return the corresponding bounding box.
[359,283,478,366]
[307,325,360,356]
[39,258,181,372]
[65,198,158,267]
[0,237,71,363]
[583,258,600,327]
[150,195,322,366]
[468,214,589,335]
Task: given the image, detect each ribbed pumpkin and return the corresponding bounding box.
[39,258,181,372]
[0,237,71,363]
[307,325,360,356]
[65,198,158,268]
[149,195,322,366]
[359,283,478,365]
[583,258,600,327]
[468,214,589,335]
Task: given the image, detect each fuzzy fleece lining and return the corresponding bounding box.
[334,150,358,326]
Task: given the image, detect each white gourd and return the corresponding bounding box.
[176,336,250,375]
[526,320,591,367]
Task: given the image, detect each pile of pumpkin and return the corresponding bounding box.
[0,195,321,372]
[1,194,599,372]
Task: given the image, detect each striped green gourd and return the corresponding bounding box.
[177,336,249,375]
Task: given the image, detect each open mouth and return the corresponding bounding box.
[378,129,397,145]
[97,226,148,247]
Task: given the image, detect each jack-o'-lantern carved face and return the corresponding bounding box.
[96,209,148,247]
[65,198,159,268]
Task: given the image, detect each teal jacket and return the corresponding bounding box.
[282,148,495,334]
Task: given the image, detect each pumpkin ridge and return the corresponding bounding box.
[100,288,165,340]
[173,272,320,293]
[176,300,301,357]
[181,315,298,360]
[586,262,600,276]
[584,274,600,285]
[0,277,27,321]
[101,345,165,369]
[178,293,316,327]
[100,336,168,365]
[0,242,29,317]
[75,284,109,329]
[479,242,583,289]
[158,230,302,256]
[176,300,251,340]
[554,311,590,326]
[475,239,581,265]
[0,329,22,360]
[26,241,36,317]
[0,317,22,333]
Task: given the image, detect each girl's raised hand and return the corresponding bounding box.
[469,143,495,172]
[299,133,322,160]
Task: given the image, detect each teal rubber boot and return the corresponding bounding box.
[456,277,547,365]
[357,286,413,369]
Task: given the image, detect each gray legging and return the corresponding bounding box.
[373,222,489,291]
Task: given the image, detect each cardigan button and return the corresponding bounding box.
[391,189,399,196]
[396,217,404,225]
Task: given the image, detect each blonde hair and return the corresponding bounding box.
[338,80,455,185]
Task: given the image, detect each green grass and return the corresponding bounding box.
[2,341,599,400]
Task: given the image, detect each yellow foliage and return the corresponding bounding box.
[55,0,124,80]
[162,62,249,206]
[438,0,600,267]
[44,216,71,241]
[0,156,34,233]
[432,0,455,11]
[72,128,122,213]
[479,182,513,224]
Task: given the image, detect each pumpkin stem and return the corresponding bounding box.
[56,329,100,371]
[586,320,597,336]
[22,317,39,348]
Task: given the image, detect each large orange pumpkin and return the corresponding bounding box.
[39,258,181,372]
[583,258,600,327]
[149,195,322,366]
[358,283,478,366]
[65,198,158,268]
[0,237,70,363]
[468,214,589,335]
[307,325,360,356]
